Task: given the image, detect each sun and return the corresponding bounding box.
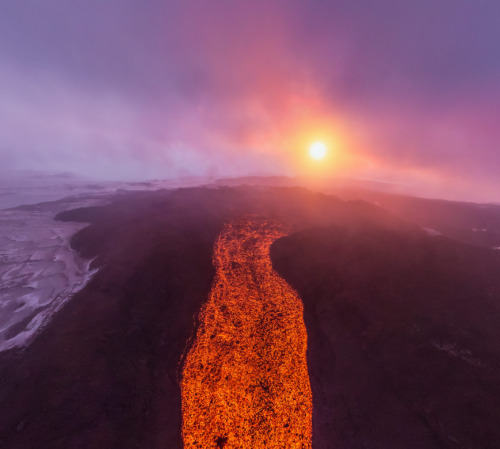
[309,141,327,160]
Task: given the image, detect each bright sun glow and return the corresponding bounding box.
[309,141,327,160]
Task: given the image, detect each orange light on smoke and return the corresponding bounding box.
[181,217,312,448]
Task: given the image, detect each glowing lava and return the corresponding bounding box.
[181,217,312,448]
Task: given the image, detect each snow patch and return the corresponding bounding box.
[423,227,442,236]
[431,340,483,367]
[0,202,100,352]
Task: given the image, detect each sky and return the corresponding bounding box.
[0,0,499,201]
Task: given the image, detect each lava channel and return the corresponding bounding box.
[181,217,312,448]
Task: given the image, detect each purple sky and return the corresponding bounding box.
[0,0,499,201]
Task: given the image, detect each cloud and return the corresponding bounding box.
[0,0,499,200]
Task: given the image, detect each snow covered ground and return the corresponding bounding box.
[0,170,213,211]
[0,198,104,352]
[0,172,213,352]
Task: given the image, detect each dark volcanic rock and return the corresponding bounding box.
[0,189,225,449]
[271,225,500,449]
[2,186,498,449]
[2,186,374,449]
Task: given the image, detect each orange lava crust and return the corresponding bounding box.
[181,217,312,448]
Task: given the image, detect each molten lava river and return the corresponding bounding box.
[181,217,312,448]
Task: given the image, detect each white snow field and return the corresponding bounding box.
[0,198,104,352]
[0,172,213,352]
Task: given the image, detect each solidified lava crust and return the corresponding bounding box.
[181,217,312,448]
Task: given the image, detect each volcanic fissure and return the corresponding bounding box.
[181,217,312,448]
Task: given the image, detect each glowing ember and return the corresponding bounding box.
[181,217,312,448]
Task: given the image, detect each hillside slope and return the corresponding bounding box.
[272,225,500,449]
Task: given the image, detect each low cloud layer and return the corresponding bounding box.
[0,0,499,201]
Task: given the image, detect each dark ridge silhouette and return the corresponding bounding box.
[332,187,500,249]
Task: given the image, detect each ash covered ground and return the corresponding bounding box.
[0,185,499,449]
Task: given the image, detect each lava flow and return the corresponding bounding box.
[181,217,312,448]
